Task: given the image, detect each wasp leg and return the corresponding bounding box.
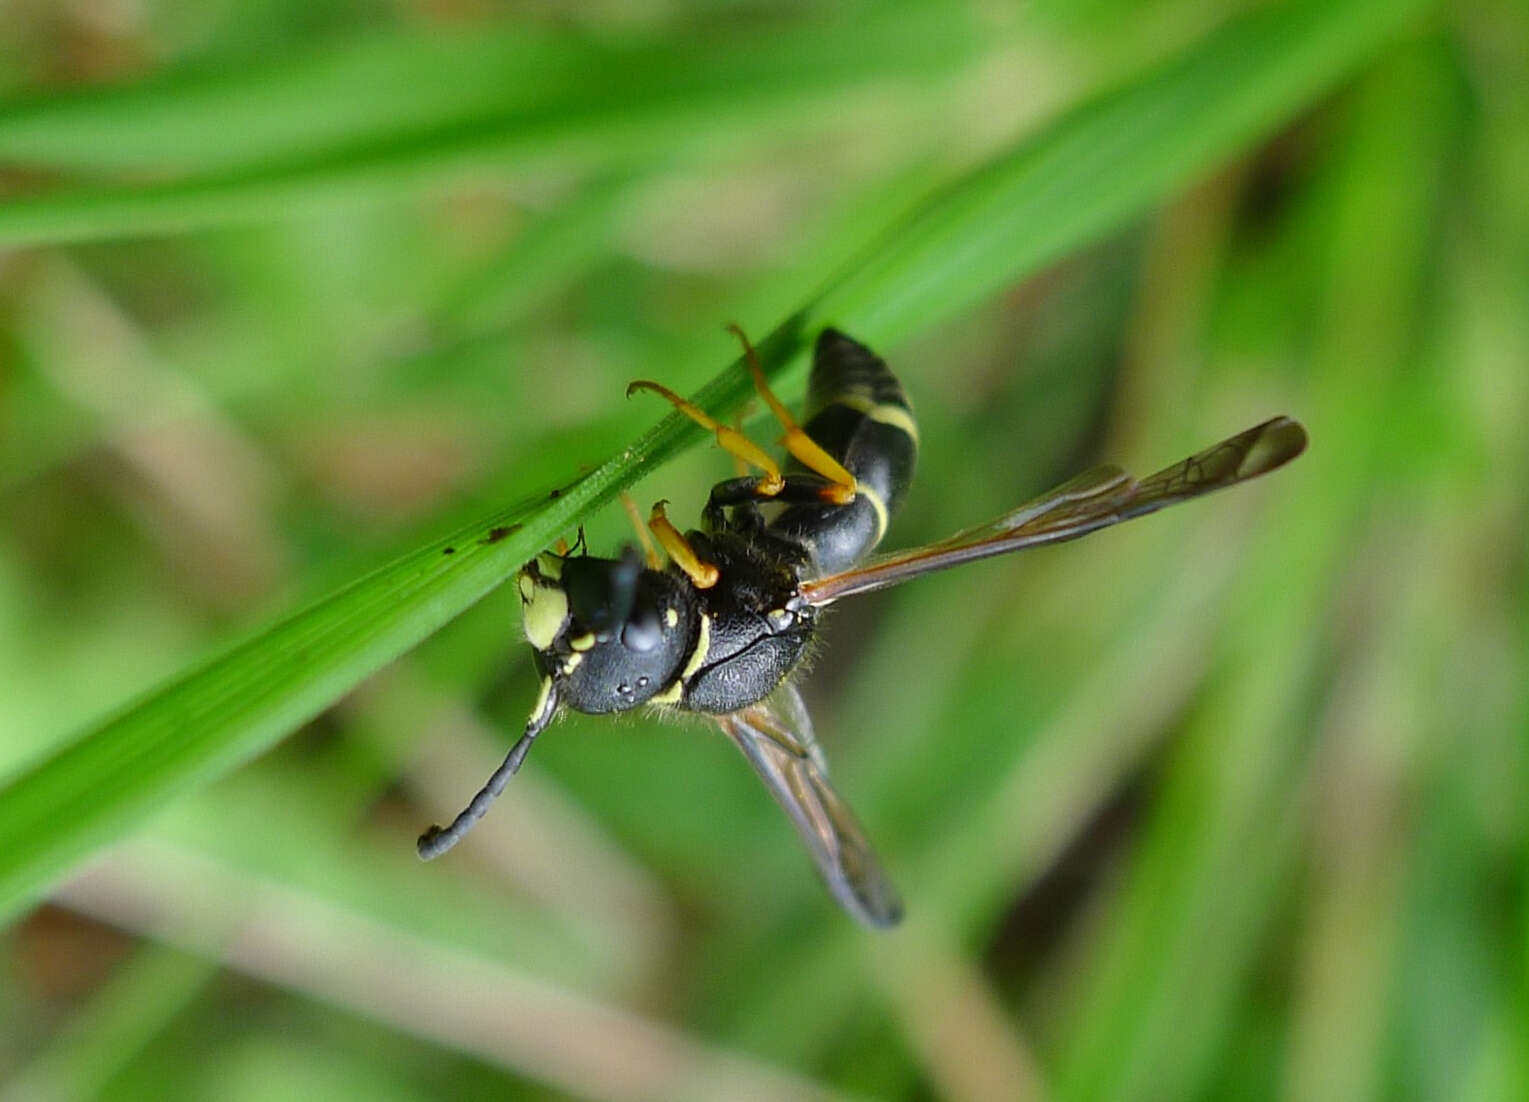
[702,473,845,531]
[620,492,664,569]
[648,500,720,588]
[730,409,752,478]
[700,409,772,534]
[700,478,764,535]
[725,323,857,505]
[703,476,771,531]
[627,379,785,495]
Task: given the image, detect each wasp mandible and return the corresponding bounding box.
[419,327,1307,928]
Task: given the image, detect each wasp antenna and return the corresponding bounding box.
[606,545,642,626]
[417,681,559,860]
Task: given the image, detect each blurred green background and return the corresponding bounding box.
[1,0,1524,1099]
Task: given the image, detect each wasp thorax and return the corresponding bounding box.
[516,550,698,714]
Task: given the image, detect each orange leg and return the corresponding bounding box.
[620,492,663,569]
[730,409,751,478]
[647,501,719,589]
[627,380,784,495]
[725,324,857,505]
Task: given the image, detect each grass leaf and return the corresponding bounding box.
[0,8,985,247]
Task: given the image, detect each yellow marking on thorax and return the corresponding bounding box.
[569,632,596,652]
[680,612,712,682]
[651,681,683,704]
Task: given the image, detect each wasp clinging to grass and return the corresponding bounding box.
[418,326,1307,928]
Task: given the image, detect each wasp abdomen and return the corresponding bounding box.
[768,329,918,576]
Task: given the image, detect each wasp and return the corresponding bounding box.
[418,326,1307,928]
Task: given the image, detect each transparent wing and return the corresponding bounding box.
[800,416,1307,605]
[717,682,903,928]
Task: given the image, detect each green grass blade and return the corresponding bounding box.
[813,0,1433,343]
[0,0,1429,923]
[0,8,985,247]
[0,25,600,173]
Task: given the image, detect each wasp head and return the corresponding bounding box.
[516,545,698,714]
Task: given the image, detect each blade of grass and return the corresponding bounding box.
[0,7,987,247]
[0,24,600,174]
[0,0,1430,924]
[811,0,1433,343]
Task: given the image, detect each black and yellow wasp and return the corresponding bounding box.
[419,327,1307,928]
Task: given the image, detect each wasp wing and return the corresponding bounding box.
[717,682,903,928]
[799,416,1307,605]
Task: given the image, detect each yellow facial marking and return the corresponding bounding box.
[517,574,535,603]
[680,613,712,682]
[569,632,596,652]
[535,553,564,580]
[522,582,568,650]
